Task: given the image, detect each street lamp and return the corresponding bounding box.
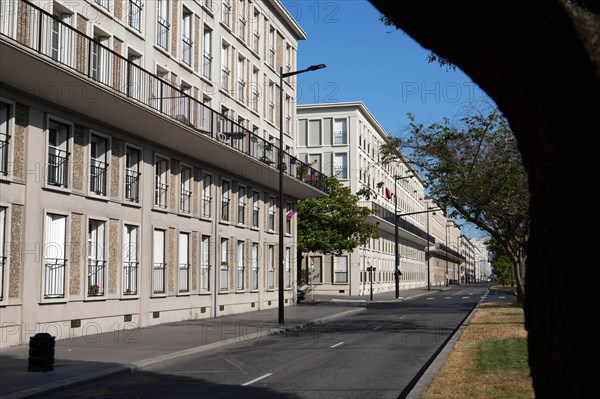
[393,175,412,298]
[278,64,326,324]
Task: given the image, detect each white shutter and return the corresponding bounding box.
[45,214,66,260]
[154,229,165,263]
[179,233,189,265]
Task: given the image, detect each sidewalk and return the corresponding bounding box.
[0,287,442,399]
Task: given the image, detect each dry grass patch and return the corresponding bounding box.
[423,302,533,399]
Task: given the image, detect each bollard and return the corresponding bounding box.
[28,333,55,372]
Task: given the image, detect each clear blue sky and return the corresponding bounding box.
[283,0,490,238]
[283,0,489,135]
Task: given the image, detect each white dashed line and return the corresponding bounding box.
[462,296,470,299]
[398,316,406,319]
[426,297,434,300]
[331,342,345,348]
[499,296,506,299]
[445,297,451,299]
[373,326,383,331]
[242,373,273,386]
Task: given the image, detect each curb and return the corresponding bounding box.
[1,307,366,399]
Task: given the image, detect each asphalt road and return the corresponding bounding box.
[44,285,496,399]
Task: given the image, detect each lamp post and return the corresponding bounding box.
[393,175,412,298]
[278,64,326,324]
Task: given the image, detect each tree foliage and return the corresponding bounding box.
[297,177,378,256]
[380,105,528,300]
[492,256,513,286]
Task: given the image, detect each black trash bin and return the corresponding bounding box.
[28,333,55,372]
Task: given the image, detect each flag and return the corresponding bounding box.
[385,187,393,200]
[286,211,297,220]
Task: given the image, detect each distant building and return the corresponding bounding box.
[471,238,491,280]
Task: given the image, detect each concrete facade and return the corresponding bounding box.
[0,0,325,347]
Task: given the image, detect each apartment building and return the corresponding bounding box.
[470,237,490,280]
[0,0,326,347]
[460,235,478,284]
[296,102,434,296]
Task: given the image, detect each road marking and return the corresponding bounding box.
[426,297,434,300]
[499,296,506,299]
[373,326,383,331]
[242,373,273,386]
[331,342,344,348]
[445,297,451,299]
[398,316,406,319]
[462,296,470,299]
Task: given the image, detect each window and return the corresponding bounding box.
[90,33,109,85]
[125,146,141,203]
[157,0,170,50]
[179,233,190,292]
[252,9,260,53]
[0,102,10,176]
[334,256,348,283]
[236,241,244,290]
[220,238,229,290]
[267,245,275,289]
[237,0,246,41]
[129,0,142,31]
[178,84,192,125]
[267,81,275,122]
[153,229,166,294]
[221,180,231,221]
[251,67,259,112]
[285,95,291,133]
[87,220,106,296]
[202,174,212,217]
[221,43,230,92]
[237,185,246,224]
[285,202,292,234]
[285,44,292,74]
[47,120,70,187]
[237,56,246,103]
[268,26,275,67]
[201,235,211,291]
[0,207,6,301]
[89,134,108,196]
[334,153,348,179]
[285,247,291,288]
[180,165,192,213]
[203,28,213,79]
[44,214,67,298]
[334,118,347,145]
[252,190,260,227]
[251,243,259,290]
[222,0,232,27]
[182,9,193,66]
[95,0,109,10]
[50,9,71,64]
[127,53,142,100]
[268,195,275,230]
[123,224,138,295]
[155,156,169,208]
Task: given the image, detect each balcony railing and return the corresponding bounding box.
[47,150,69,187]
[0,256,5,301]
[0,0,327,192]
[202,195,212,217]
[125,169,140,202]
[87,259,106,296]
[180,188,191,213]
[44,258,65,298]
[155,178,168,208]
[122,261,138,295]
[0,135,9,175]
[365,201,435,243]
[179,263,190,292]
[89,159,107,196]
[153,263,165,294]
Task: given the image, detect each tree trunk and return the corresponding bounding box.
[370,2,600,397]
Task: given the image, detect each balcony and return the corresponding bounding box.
[0,0,326,199]
[360,201,434,245]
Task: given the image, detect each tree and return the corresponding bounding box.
[370,1,600,396]
[297,177,378,256]
[380,106,528,302]
[492,256,512,286]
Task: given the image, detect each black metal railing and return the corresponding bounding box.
[200,263,210,291]
[252,206,260,227]
[123,261,138,295]
[44,258,65,298]
[125,169,140,202]
[367,202,435,242]
[0,0,327,191]
[89,159,107,196]
[182,35,192,66]
[47,150,69,187]
[153,263,165,294]
[179,263,190,292]
[0,256,5,301]
[221,197,230,221]
[202,195,212,217]
[0,135,9,175]
[180,188,191,213]
[155,178,168,208]
[87,259,106,296]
